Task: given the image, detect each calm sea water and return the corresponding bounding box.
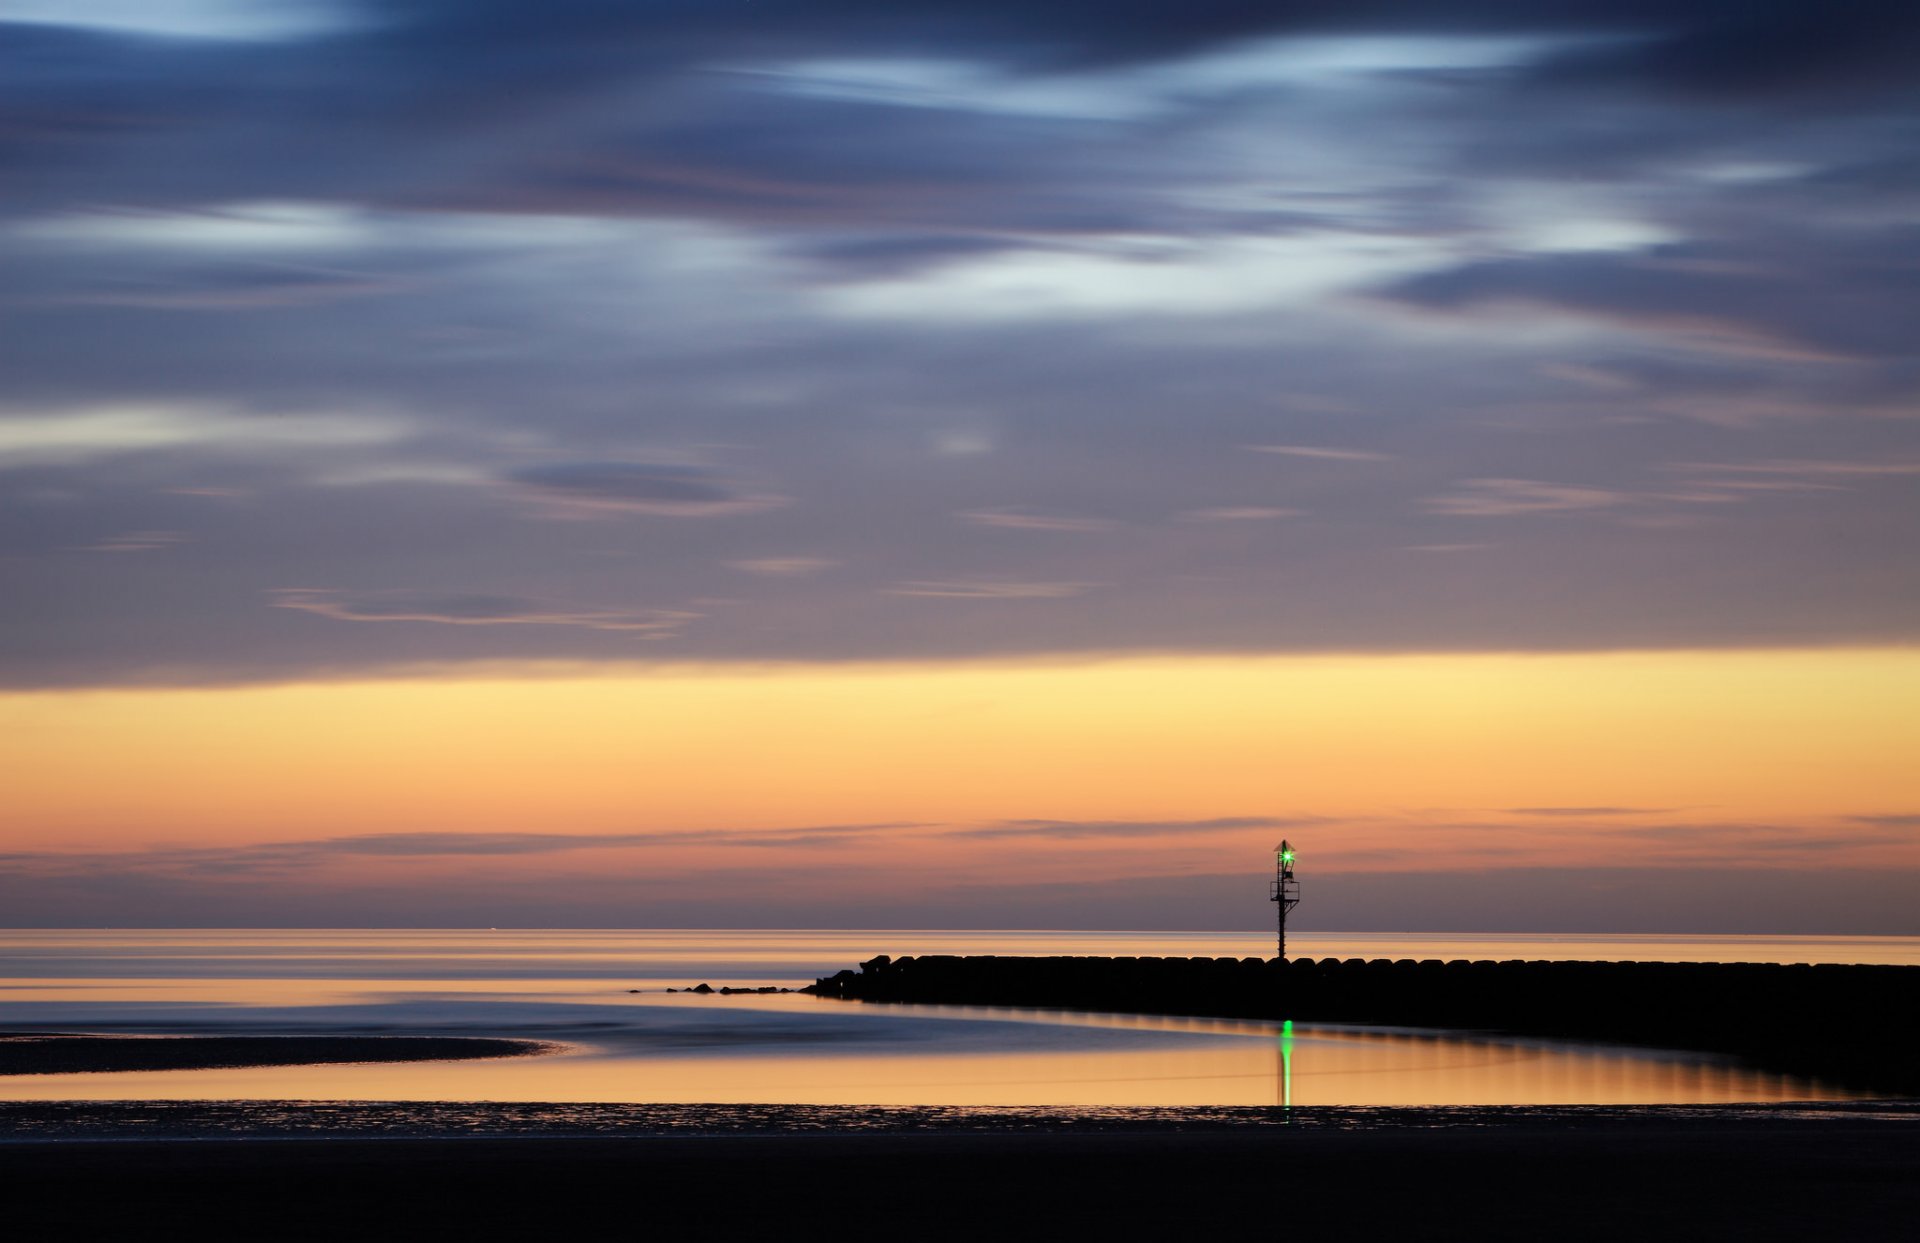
[2,929,1910,1107]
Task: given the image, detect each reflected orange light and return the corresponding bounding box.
[0,1016,1865,1108]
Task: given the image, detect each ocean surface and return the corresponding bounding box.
[2,929,1912,1108]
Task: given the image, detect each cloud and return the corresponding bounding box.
[1504,806,1674,817]
[823,232,1442,321]
[2,0,1918,686]
[16,203,374,253]
[268,589,697,635]
[504,462,786,517]
[0,404,409,465]
[1,0,357,42]
[1673,458,1920,482]
[724,557,836,577]
[1177,506,1299,522]
[75,529,189,553]
[303,823,922,856]
[959,508,1115,532]
[59,264,405,310]
[1425,478,1633,517]
[1248,445,1394,462]
[11,857,1917,932]
[1382,239,1920,362]
[948,816,1321,841]
[0,822,928,878]
[1427,465,1905,523]
[4,3,1914,246]
[785,232,1039,279]
[1531,4,1920,100]
[1850,814,1920,829]
[1597,820,1912,859]
[882,579,1098,599]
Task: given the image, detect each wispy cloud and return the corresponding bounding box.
[0,403,408,465]
[269,589,697,635]
[0,823,928,878]
[947,816,1322,841]
[1600,822,1906,857]
[883,579,1099,599]
[959,508,1116,533]
[1668,458,1920,484]
[1505,806,1674,817]
[1177,506,1299,522]
[311,824,922,855]
[1426,478,1634,517]
[75,530,190,554]
[1247,445,1394,462]
[1849,813,1920,829]
[724,557,837,576]
[61,264,403,310]
[505,462,786,518]
[1432,462,1905,521]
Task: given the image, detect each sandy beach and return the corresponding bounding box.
[0,1034,554,1076]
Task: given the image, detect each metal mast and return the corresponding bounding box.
[1269,840,1300,960]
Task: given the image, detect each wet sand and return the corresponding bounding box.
[4,1105,1917,1241]
[0,1034,554,1075]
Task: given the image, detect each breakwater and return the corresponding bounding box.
[805,955,1920,1095]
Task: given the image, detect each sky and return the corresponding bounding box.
[1,1,1915,931]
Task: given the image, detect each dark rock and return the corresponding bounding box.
[801,953,1920,1096]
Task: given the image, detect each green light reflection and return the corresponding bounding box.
[1279,1018,1294,1110]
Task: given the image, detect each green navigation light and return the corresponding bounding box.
[1280,850,1295,866]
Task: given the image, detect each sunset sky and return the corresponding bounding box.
[2,2,1915,930]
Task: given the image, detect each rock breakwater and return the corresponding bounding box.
[806,955,1920,1095]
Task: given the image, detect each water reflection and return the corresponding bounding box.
[1279,1019,1293,1109]
[0,1003,1866,1108]
[0,930,1887,1108]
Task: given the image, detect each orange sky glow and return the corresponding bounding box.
[4,648,1914,929]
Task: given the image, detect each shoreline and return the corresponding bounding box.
[4,1098,1919,1141]
[0,1034,556,1077]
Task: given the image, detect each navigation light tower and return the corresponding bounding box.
[1269,840,1300,960]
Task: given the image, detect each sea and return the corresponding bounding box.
[3,929,1914,1110]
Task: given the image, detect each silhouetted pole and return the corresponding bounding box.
[1269,840,1300,960]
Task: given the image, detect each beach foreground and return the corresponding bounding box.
[5,1104,1916,1241]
